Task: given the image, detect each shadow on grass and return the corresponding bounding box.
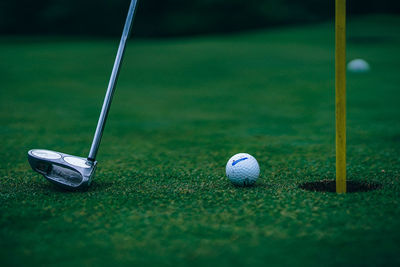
[299,180,381,193]
[230,182,269,190]
[34,181,114,193]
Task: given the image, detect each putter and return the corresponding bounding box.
[28,0,139,190]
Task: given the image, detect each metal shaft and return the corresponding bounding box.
[88,0,138,161]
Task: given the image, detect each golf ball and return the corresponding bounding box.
[347,59,370,73]
[226,153,260,186]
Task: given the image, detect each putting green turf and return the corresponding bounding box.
[1,15,400,266]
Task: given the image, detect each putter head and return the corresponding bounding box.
[28,149,97,190]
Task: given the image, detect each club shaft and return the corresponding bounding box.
[88,0,138,161]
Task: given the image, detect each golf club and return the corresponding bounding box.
[28,0,139,190]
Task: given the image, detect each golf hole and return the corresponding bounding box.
[299,180,381,193]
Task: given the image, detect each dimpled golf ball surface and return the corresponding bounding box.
[226,153,260,186]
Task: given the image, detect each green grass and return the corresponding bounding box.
[1,15,400,266]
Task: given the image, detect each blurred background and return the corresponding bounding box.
[1,0,399,37]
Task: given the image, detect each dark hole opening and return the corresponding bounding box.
[299,180,381,193]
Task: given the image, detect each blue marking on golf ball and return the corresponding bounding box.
[232,157,248,166]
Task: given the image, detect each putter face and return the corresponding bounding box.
[28,149,97,190]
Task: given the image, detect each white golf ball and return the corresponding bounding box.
[226,153,260,186]
[347,59,370,73]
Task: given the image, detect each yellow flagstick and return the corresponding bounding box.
[335,0,347,193]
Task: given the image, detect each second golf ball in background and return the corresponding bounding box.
[226,153,260,186]
[347,58,370,73]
